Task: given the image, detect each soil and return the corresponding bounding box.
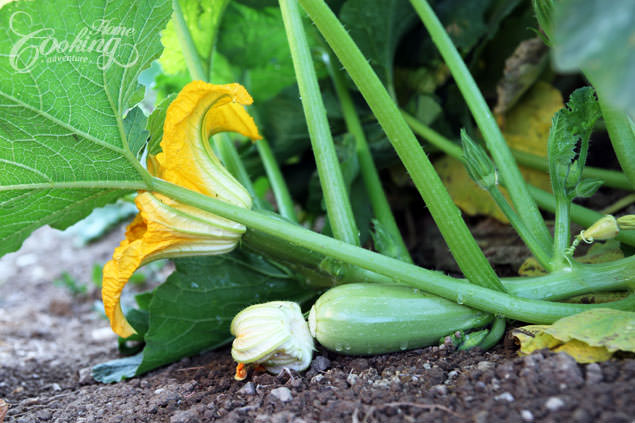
[1,223,634,423]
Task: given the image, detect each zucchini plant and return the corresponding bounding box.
[0,0,633,381]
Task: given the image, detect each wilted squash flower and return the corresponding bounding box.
[102,81,261,338]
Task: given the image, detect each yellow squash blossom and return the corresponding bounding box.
[102,81,261,338]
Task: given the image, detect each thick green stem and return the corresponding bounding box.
[151,178,635,323]
[503,257,635,300]
[402,110,635,247]
[325,52,411,262]
[256,139,298,223]
[477,318,506,351]
[244,225,635,301]
[529,185,635,247]
[408,0,552,252]
[403,111,631,190]
[599,97,635,190]
[552,196,571,269]
[279,0,359,246]
[297,0,503,292]
[488,188,553,270]
[172,0,206,81]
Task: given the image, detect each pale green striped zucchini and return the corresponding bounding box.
[308,283,492,355]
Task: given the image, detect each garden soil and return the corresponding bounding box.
[1,223,634,423]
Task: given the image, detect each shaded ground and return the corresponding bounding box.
[1,224,634,423]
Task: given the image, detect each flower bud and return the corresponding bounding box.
[461,129,498,190]
[581,215,619,242]
[231,301,314,378]
[617,215,635,231]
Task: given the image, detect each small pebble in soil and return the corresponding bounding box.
[430,384,448,396]
[494,392,514,402]
[311,356,330,372]
[520,409,534,421]
[572,408,593,423]
[169,408,200,423]
[477,360,495,371]
[269,387,293,402]
[237,382,256,395]
[545,396,565,411]
[346,373,359,386]
[585,363,603,385]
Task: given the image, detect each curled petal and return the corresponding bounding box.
[154,81,261,207]
[103,81,260,337]
[102,192,246,338]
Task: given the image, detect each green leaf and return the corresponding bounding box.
[215,3,308,102]
[63,199,137,245]
[158,0,230,77]
[552,0,635,115]
[146,94,176,156]
[547,87,601,198]
[339,0,416,92]
[0,0,172,256]
[435,0,494,53]
[92,352,143,384]
[93,249,316,382]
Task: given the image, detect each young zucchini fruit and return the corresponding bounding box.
[308,283,493,355]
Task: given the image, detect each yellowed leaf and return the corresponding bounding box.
[437,82,561,222]
[512,309,635,363]
[553,340,613,363]
[517,257,548,276]
[435,156,508,222]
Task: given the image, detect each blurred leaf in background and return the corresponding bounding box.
[339,0,417,94]
[552,0,635,116]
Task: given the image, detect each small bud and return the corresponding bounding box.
[573,178,603,199]
[581,215,619,242]
[460,129,498,190]
[617,215,635,231]
[230,301,314,377]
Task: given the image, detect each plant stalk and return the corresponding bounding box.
[551,196,571,269]
[297,0,504,292]
[279,0,360,246]
[488,188,553,270]
[408,0,552,252]
[256,139,298,223]
[324,51,412,262]
[151,177,635,324]
[172,0,206,81]
[402,111,635,247]
[599,97,635,190]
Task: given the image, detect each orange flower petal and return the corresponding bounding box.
[102,192,246,337]
[102,82,260,337]
[155,81,261,205]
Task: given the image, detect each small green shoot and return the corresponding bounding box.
[54,272,87,296]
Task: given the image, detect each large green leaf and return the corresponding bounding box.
[93,250,317,382]
[552,0,635,115]
[339,0,416,92]
[158,0,230,77]
[0,0,172,255]
[214,3,304,102]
